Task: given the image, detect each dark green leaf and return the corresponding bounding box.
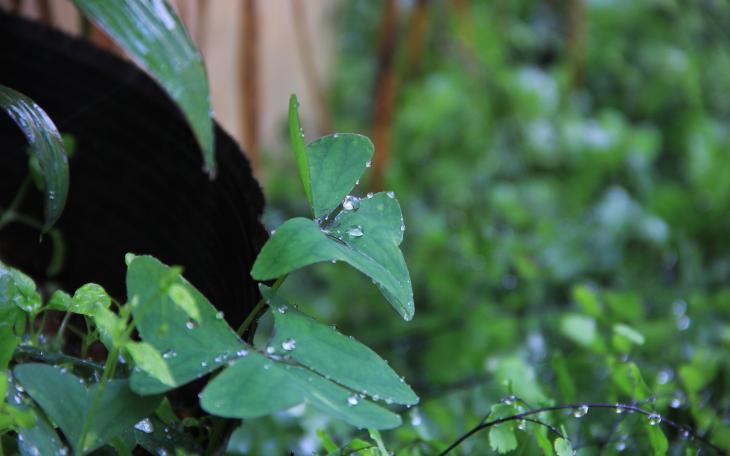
[644,422,668,456]
[72,0,215,176]
[252,193,414,320]
[14,363,161,454]
[262,286,418,405]
[17,414,68,456]
[308,133,374,219]
[0,84,69,229]
[200,350,401,429]
[126,255,245,394]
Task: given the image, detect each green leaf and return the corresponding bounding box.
[17,414,68,456]
[553,437,574,456]
[289,94,313,210]
[167,283,202,324]
[487,404,518,454]
[92,304,127,349]
[368,429,389,456]
[72,0,215,176]
[644,421,668,456]
[0,84,69,229]
[47,290,72,311]
[262,286,418,405]
[533,425,554,456]
[71,283,111,316]
[252,193,414,320]
[560,313,599,348]
[126,255,245,394]
[126,341,175,388]
[308,133,374,219]
[200,350,401,429]
[0,264,42,315]
[14,363,161,454]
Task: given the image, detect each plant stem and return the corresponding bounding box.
[439,402,724,456]
[236,275,287,337]
[0,176,31,230]
[76,346,119,456]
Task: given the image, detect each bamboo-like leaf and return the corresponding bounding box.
[72,0,216,176]
[0,85,68,229]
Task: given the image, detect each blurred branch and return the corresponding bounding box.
[291,0,331,134]
[37,0,51,23]
[370,0,399,191]
[240,0,260,171]
[567,0,585,90]
[404,0,430,76]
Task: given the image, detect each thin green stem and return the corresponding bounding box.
[76,347,119,456]
[53,312,73,349]
[236,276,287,337]
[0,176,31,230]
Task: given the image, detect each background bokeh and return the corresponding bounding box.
[4,0,730,454]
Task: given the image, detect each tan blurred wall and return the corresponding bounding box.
[0,0,337,161]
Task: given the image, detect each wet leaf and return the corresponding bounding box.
[0,84,68,229]
[252,193,414,320]
[72,0,215,176]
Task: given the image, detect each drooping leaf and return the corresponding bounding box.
[289,94,312,210]
[644,421,668,456]
[126,341,175,388]
[262,286,418,405]
[0,84,69,229]
[72,0,215,176]
[14,363,161,454]
[200,350,401,430]
[252,193,414,320]
[307,133,374,219]
[126,255,245,395]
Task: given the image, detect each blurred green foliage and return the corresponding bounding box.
[262,0,730,453]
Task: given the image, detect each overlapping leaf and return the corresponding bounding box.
[72,0,215,176]
[14,364,160,454]
[0,85,68,229]
[252,193,414,320]
[126,255,245,395]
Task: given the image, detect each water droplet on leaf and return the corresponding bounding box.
[342,195,360,211]
[648,413,661,426]
[134,418,154,434]
[282,338,296,351]
[185,319,197,330]
[573,405,588,418]
[347,395,359,406]
[348,226,364,237]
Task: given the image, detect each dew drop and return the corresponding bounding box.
[366,160,372,168]
[347,395,359,406]
[680,428,691,440]
[236,349,249,357]
[215,311,225,320]
[162,350,176,359]
[501,395,516,405]
[648,413,661,426]
[616,440,626,452]
[348,226,364,237]
[615,404,624,414]
[573,405,589,418]
[342,195,360,211]
[185,319,198,330]
[134,418,154,434]
[282,338,296,351]
[366,192,374,199]
[333,133,340,138]
[385,397,394,405]
[270,229,276,235]
[386,191,395,198]
[670,396,682,408]
[331,259,337,264]
[200,361,208,368]
[266,346,275,354]
[400,224,406,232]
[277,305,287,314]
[517,420,527,431]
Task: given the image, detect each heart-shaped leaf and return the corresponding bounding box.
[200,350,401,430]
[14,363,161,454]
[262,286,418,405]
[126,255,245,395]
[0,84,68,229]
[252,193,414,320]
[72,0,215,176]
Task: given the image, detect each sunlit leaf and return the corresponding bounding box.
[0,84,68,229]
[289,94,312,210]
[72,0,215,176]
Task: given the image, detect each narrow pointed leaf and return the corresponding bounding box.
[14,363,160,454]
[0,84,68,229]
[252,193,414,319]
[72,0,215,176]
[263,286,418,405]
[308,134,373,219]
[289,94,313,209]
[126,255,245,395]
